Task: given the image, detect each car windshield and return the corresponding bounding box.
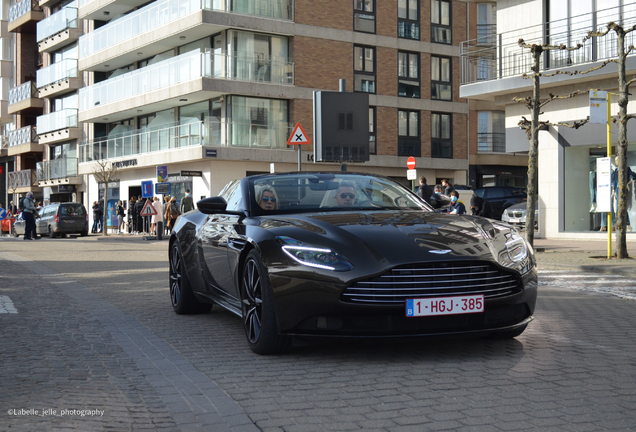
[60,204,86,216]
[249,173,432,214]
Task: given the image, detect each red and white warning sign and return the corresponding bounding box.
[287,123,311,145]
[140,200,158,216]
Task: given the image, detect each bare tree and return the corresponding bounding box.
[585,23,636,259]
[92,160,119,236]
[514,40,590,247]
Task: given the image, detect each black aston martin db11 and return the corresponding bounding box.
[169,172,537,354]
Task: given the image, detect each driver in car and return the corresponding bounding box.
[335,182,356,207]
[256,185,279,210]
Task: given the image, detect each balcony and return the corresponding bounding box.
[79,50,294,123]
[8,126,39,155]
[37,157,79,185]
[460,2,636,96]
[78,119,293,162]
[0,134,7,156]
[477,133,506,153]
[7,169,38,193]
[8,0,43,33]
[78,0,293,72]
[36,59,81,98]
[8,81,43,115]
[37,7,80,53]
[37,108,79,145]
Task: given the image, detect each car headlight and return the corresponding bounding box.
[277,236,354,271]
[505,231,528,262]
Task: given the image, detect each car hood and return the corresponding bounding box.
[259,210,506,267]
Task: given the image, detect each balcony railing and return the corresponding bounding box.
[460,2,636,85]
[37,108,78,134]
[8,0,40,23]
[79,119,293,162]
[8,126,38,147]
[7,169,37,189]
[37,157,78,181]
[37,7,77,42]
[79,50,294,111]
[79,0,292,59]
[477,133,506,153]
[0,135,8,150]
[9,82,37,105]
[37,59,78,88]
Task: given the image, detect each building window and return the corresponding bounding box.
[478,111,505,153]
[398,0,419,39]
[398,110,420,156]
[354,0,375,33]
[431,0,451,44]
[477,3,496,45]
[431,56,451,101]
[398,51,420,98]
[369,107,376,155]
[432,113,452,158]
[354,45,376,93]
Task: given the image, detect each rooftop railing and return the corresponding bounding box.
[37,6,77,42]
[460,2,636,85]
[79,119,293,163]
[79,50,293,111]
[79,0,292,59]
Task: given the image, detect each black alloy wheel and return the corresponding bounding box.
[241,250,288,355]
[169,242,212,314]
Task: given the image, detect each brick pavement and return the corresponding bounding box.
[1,236,636,431]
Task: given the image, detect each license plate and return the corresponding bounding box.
[508,218,520,223]
[64,220,75,223]
[406,295,484,317]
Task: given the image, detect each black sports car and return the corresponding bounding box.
[169,172,537,354]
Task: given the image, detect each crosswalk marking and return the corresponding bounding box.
[539,270,636,301]
[0,295,18,313]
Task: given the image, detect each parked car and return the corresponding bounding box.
[169,172,538,354]
[13,202,89,238]
[502,201,538,230]
[473,187,527,220]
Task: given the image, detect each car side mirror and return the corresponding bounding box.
[197,197,244,217]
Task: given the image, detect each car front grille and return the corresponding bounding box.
[343,261,521,305]
[512,211,525,218]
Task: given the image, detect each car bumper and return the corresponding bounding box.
[271,268,538,338]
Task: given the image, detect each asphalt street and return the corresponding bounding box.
[1,235,635,431]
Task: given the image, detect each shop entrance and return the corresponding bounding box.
[129,185,141,200]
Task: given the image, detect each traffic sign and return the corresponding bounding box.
[287,123,311,145]
[407,169,417,180]
[0,208,6,220]
[407,157,416,170]
[155,182,171,195]
[140,200,158,216]
[141,180,153,198]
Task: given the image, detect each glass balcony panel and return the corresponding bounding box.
[37,7,77,42]
[36,157,78,181]
[36,59,78,88]
[37,108,78,134]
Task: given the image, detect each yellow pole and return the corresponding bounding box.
[607,93,612,259]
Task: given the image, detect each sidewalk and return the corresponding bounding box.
[534,238,636,277]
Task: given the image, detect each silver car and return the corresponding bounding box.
[13,202,89,238]
[502,201,538,229]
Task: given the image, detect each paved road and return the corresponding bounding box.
[1,236,635,431]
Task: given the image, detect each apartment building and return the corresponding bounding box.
[461,0,636,239]
[3,0,501,225]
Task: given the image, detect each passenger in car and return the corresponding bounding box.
[335,182,356,207]
[256,186,279,210]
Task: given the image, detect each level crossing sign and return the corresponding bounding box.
[140,200,158,216]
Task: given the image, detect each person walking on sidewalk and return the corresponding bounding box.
[22,192,36,240]
[180,189,194,214]
[117,200,126,234]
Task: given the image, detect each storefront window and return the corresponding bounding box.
[98,183,120,228]
[565,144,636,232]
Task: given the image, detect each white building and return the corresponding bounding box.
[461,0,636,239]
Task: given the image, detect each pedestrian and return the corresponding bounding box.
[163,195,171,235]
[91,201,100,233]
[416,176,433,204]
[135,196,146,234]
[152,197,163,235]
[164,196,181,235]
[117,200,126,233]
[97,200,104,232]
[22,192,36,240]
[8,200,17,216]
[447,190,466,215]
[441,179,455,196]
[128,196,137,234]
[470,196,493,218]
[429,185,445,210]
[180,189,194,214]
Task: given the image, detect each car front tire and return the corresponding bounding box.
[241,250,288,355]
[169,242,212,314]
